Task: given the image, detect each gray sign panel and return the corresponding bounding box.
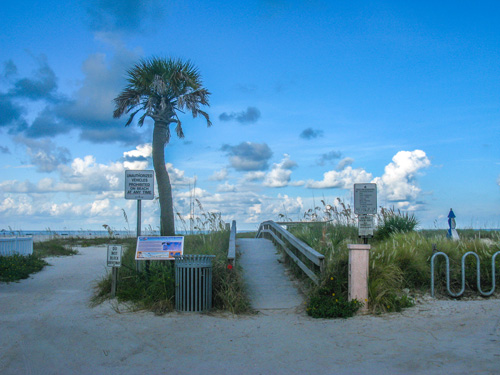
[354,183,377,215]
[125,170,155,200]
[358,215,374,237]
[107,245,122,267]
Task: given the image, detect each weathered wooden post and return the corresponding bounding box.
[107,245,123,298]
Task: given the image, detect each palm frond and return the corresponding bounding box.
[114,56,211,140]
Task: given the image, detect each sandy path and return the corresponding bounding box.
[1,246,499,374]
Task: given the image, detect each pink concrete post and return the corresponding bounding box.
[348,244,370,312]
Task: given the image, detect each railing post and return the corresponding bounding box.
[348,244,370,312]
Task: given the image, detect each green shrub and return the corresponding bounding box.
[374,208,419,241]
[0,254,48,282]
[92,226,251,314]
[34,240,79,257]
[307,294,362,319]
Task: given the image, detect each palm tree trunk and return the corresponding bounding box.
[152,120,175,236]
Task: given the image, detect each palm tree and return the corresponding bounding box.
[113,57,211,236]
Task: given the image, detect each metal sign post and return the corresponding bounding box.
[125,170,155,272]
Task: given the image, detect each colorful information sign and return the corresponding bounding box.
[135,236,184,260]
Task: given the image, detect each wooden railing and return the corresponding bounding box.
[227,220,237,265]
[257,220,324,285]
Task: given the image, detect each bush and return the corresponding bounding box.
[92,227,251,314]
[374,207,419,241]
[34,240,79,257]
[307,285,362,319]
[0,254,48,282]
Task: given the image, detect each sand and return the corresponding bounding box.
[1,245,499,374]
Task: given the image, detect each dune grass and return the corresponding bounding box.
[92,217,251,315]
[286,201,500,315]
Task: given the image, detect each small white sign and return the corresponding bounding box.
[358,215,374,237]
[354,183,377,215]
[107,245,122,267]
[125,170,155,200]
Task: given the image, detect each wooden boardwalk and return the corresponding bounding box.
[237,238,303,310]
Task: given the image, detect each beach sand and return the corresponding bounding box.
[1,245,499,374]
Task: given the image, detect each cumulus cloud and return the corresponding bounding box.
[219,107,261,124]
[263,154,298,188]
[336,157,354,170]
[9,54,58,101]
[0,36,144,144]
[307,166,373,189]
[209,168,228,181]
[0,93,24,128]
[86,0,164,33]
[300,127,324,140]
[243,171,266,182]
[122,143,152,169]
[2,60,17,78]
[25,108,70,138]
[55,36,143,144]
[166,163,196,186]
[373,150,431,203]
[222,142,273,171]
[217,182,237,192]
[317,150,342,166]
[15,137,71,173]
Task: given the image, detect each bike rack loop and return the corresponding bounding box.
[431,251,500,298]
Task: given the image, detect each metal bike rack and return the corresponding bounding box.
[431,251,500,297]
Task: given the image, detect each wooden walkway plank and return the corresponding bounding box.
[237,238,303,310]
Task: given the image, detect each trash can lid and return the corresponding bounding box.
[174,254,215,267]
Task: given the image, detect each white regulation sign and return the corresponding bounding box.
[354,183,377,215]
[125,170,155,200]
[107,245,122,267]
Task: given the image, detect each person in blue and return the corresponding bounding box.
[447,208,459,240]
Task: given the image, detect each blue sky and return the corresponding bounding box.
[1,0,499,232]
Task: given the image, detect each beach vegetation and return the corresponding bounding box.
[92,213,251,315]
[283,200,500,316]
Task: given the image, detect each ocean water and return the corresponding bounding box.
[0,229,228,242]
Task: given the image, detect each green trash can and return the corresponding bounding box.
[175,255,215,312]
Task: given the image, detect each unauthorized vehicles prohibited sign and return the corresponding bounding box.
[107,245,123,267]
[125,170,155,200]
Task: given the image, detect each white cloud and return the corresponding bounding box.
[209,168,228,181]
[166,163,196,186]
[243,171,266,182]
[123,143,152,159]
[373,150,430,203]
[0,195,34,216]
[263,154,297,188]
[306,166,373,189]
[337,157,354,171]
[217,182,236,192]
[91,199,110,215]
